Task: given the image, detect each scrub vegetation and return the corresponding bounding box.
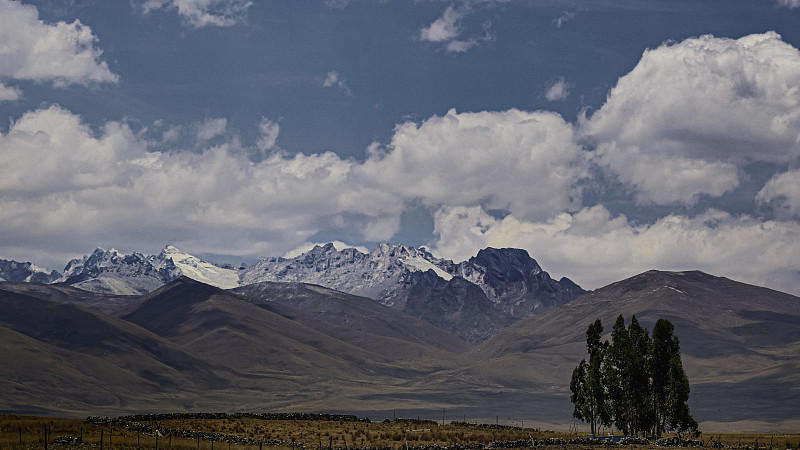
[2,414,799,450]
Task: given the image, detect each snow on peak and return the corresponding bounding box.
[160,245,240,289]
[400,255,453,280]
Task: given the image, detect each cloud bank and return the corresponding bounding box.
[3,29,800,296]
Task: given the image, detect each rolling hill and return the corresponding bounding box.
[1,270,798,432]
[423,270,800,431]
[0,284,246,416]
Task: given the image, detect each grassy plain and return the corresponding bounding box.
[1,414,799,450]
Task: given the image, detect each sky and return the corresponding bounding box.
[2,0,800,295]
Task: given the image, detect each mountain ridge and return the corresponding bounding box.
[2,243,585,342]
[239,243,584,342]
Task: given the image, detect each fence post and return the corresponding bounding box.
[100,429,104,450]
[110,428,113,446]
[19,426,22,444]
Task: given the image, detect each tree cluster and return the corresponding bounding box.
[570,316,697,438]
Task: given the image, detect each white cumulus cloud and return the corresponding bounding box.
[582,32,800,205]
[0,104,592,269]
[0,0,118,86]
[0,106,407,267]
[359,108,588,222]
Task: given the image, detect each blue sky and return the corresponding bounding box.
[3,0,800,295]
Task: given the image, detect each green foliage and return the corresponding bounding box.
[570,359,589,423]
[570,319,613,436]
[651,318,679,436]
[570,316,696,438]
[665,353,697,435]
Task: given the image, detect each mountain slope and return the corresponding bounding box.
[434,270,800,428]
[231,281,471,362]
[0,285,245,416]
[123,277,452,380]
[0,281,143,316]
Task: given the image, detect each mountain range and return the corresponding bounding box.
[2,245,799,431]
[2,257,799,431]
[1,243,584,343]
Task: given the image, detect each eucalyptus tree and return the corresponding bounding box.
[572,315,696,438]
[570,319,610,435]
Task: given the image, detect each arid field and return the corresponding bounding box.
[1,414,798,450]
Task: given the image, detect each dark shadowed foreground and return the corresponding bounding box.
[2,413,799,450]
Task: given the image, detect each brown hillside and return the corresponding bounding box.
[429,270,800,429]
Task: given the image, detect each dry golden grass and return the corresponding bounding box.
[705,433,800,450]
[1,414,798,450]
[157,417,562,448]
[0,414,274,449]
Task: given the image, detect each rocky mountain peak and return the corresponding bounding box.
[0,259,61,284]
[472,247,543,278]
[240,242,584,342]
[451,246,585,319]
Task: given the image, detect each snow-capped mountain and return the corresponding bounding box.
[54,246,238,295]
[3,242,584,342]
[56,247,180,294]
[241,242,453,304]
[159,246,240,289]
[0,259,60,284]
[241,242,585,342]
